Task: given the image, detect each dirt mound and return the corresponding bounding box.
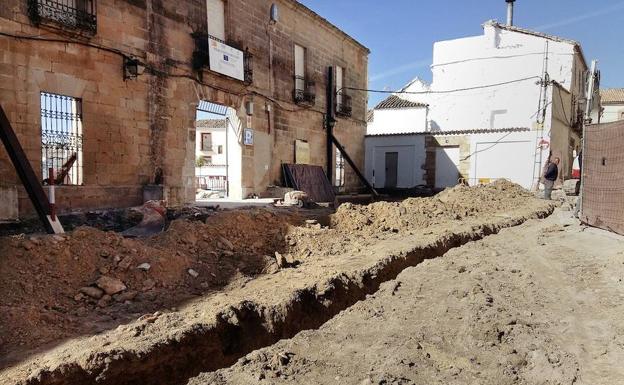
[0,209,299,366]
[331,180,532,234]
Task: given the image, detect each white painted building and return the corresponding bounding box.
[594,89,624,123]
[195,119,229,196]
[366,20,597,190]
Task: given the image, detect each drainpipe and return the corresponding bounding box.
[506,0,515,26]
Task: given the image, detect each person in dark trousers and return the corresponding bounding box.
[543,157,560,200]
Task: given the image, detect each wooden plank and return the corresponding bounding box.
[0,104,63,234]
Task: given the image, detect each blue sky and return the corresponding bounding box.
[299,0,624,107]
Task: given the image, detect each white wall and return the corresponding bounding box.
[365,135,426,188]
[367,107,428,135]
[468,131,538,189]
[598,104,624,123]
[401,22,583,133]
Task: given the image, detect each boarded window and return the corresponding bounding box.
[207,0,225,41]
[40,92,83,185]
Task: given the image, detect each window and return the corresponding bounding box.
[335,148,345,187]
[29,0,97,34]
[336,66,344,107]
[217,145,223,154]
[206,0,225,41]
[293,44,315,105]
[201,133,212,151]
[294,44,306,94]
[40,92,83,185]
[204,155,213,165]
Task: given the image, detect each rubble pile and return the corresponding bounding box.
[0,209,298,361]
[331,179,532,235]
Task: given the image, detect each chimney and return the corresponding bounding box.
[506,0,516,26]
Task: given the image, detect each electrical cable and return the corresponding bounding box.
[342,76,541,98]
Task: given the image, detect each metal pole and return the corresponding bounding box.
[579,59,598,218]
[49,167,56,221]
[326,66,336,184]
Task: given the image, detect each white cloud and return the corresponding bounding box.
[369,58,431,82]
[532,1,624,31]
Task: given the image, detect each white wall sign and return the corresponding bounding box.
[208,39,245,81]
[244,128,254,146]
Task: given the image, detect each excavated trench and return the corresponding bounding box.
[15,203,556,385]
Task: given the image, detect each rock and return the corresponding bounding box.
[52,235,65,242]
[118,256,133,270]
[80,286,104,300]
[218,236,234,251]
[100,251,110,258]
[137,263,151,271]
[142,279,156,291]
[96,276,127,295]
[73,293,85,301]
[97,295,112,308]
[305,219,318,225]
[21,241,35,251]
[275,251,287,268]
[188,268,199,278]
[99,266,109,275]
[114,290,138,302]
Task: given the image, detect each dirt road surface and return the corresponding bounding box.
[193,210,624,385]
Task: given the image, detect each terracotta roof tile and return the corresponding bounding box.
[600,89,624,104]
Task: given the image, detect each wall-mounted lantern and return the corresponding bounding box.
[123,57,145,80]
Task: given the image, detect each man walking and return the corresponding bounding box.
[543,157,560,200]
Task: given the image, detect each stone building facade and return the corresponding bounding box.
[0,0,369,216]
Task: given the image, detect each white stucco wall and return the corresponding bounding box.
[366,107,428,135]
[365,135,426,188]
[400,22,584,133]
[596,104,624,123]
[467,131,539,189]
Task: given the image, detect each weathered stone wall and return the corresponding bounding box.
[0,0,368,216]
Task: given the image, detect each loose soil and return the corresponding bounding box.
[0,182,555,385]
[193,211,624,385]
[0,209,300,367]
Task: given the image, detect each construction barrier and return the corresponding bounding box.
[581,120,624,235]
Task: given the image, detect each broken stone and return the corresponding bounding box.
[274,251,287,268]
[21,241,34,251]
[142,279,156,291]
[97,295,112,308]
[305,219,318,225]
[100,251,110,258]
[73,293,85,301]
[52,235,65,242]
[188,268,199,278]
[218,236,234,251]
[80,286,104,300]
[96,276,127,295]
[137,263,151,271]
[99,266,109,275]
[114,290,138,302]
[118,256,133,270]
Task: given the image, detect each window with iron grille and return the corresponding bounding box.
[335,148,345,187]
[40,92,84,186]
[28,0,97,35]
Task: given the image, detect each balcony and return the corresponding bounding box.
[192,33,253,85]
[336,93,352,117]
[28,0,97,35]
[293,76,316,106]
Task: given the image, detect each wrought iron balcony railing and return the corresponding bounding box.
[192,33,254,85]
[293,76,316,105]
[28,0,97,35]
[336,93,352,117]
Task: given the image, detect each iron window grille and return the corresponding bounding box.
[336,92,353,117]
[40,92,84,186]
[335,148,345,187]
[28,0,97,35]
[191,33,254,84]
[293,76,316,105]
